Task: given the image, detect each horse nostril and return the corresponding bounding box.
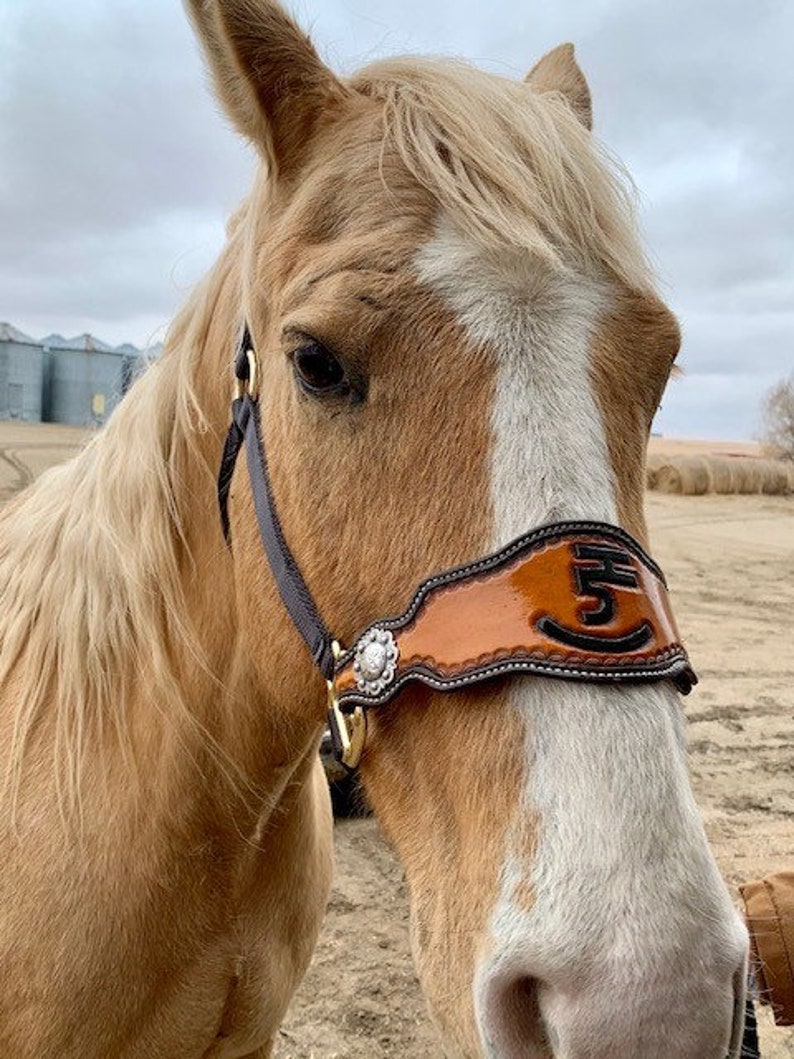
[482,975,551,1058]
[480,957,746,1059]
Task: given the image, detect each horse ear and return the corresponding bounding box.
[525,43,592,131]
[185,0,348,176]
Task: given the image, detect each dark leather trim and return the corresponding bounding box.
[337,652,695,709]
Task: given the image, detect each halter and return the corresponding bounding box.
[218,328,696,769]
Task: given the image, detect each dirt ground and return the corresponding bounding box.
[0,421,90,503]
[2,423,792,1057]
[648,436,763,459]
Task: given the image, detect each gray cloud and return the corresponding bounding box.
[1,4,252,238]
[656,372,776,441]
[0,0,791,437]
[0,1,253,344]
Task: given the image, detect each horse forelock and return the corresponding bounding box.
[350,56,653,293]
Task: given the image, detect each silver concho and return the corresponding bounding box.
[353,627,399,696]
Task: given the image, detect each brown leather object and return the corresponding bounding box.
[741,872,794,1026]
[335,525,695,707]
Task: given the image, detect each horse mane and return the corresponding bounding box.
[352,57,653,292]
[0,230,244,815]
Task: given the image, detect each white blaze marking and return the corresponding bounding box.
[414,223,745,1058]
[414,223,616,533]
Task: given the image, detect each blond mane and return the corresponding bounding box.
[0,231,244,814]
[353,57,653,291]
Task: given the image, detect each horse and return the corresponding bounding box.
[0,2,749,1056]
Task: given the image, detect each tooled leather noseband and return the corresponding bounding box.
[218,327,696,768]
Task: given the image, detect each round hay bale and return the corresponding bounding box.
[645,452,665,491]
[674,455,711,495]
[708,457,735,494]
[731,459,763,495]
[652,460,683,494]
[759,459,790,495]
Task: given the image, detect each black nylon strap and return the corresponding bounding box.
[242,398,335,678]
[218,325,255,542]
[216,337,336,681]
[217,397,248,542]
[740,999,760,1059]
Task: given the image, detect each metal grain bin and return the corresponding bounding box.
[45,336,127,427]
[0,323,44,422]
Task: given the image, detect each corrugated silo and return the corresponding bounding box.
[0,323,44,422]
[45,335,127,426]
[118,350,145,395]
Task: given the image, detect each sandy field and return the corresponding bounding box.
[0,421,91,503]
[648,436,763,459]
[2,423,792,1057]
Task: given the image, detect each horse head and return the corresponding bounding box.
[189,3,748,1056]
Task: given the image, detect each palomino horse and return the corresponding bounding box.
[0,1,748,1056]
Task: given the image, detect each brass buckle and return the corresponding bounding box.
[234,347,260,401]
[327,641,367,770]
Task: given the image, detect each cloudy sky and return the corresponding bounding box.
[1,0,791,439]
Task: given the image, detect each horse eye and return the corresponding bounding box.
[292,341,348,396]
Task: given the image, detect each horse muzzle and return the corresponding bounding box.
[474,918,749,1059]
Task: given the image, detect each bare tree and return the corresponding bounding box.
[761,374,794,461]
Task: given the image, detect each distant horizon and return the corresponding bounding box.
[1,314,767,444]
[0,418,765,447]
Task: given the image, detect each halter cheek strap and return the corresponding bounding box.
[218,327,696,769]
[217,329,336,679]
